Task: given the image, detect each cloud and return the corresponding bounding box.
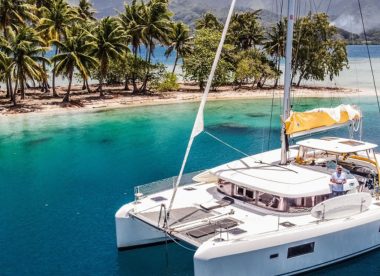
[332,14,362,34]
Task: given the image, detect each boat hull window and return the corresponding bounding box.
[237,186,244,196]
[287,242,315,258]
[245,190,254,199]
[216,182,330,213]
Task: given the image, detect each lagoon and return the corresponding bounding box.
[1,96,380,275]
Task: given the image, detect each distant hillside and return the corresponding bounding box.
[334,27,380,45]
[69,0,380,42]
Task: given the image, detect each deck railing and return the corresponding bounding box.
[134,170,204,199]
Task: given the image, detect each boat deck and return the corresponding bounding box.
[125,147,380,249]
[129,181,319,247]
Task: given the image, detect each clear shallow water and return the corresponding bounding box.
[347,45,380,59]
[1,97,380,275]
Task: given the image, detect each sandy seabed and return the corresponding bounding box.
[0,83,373,117]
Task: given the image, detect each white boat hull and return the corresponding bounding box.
[115,204,167,250]
[194,212,380,275]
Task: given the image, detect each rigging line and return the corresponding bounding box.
[357,0,380,113]
[261,122,265,154]
[204,131,298,173]
[275,0,279,21]
[267,88,276,151]
[164,231,196,252]
[204,131,250,158]
[326,0,332,14]
[312,0,317,13]
[314,0,323,13]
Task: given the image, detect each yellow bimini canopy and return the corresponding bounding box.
[285,105,361,137]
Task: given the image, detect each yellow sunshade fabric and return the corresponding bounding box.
[285,105,361,135]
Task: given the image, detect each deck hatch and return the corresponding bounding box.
[186,218,238,238]
[228,228,247,235]
[280,221,296,228]
[150,196,167,202]
[339,140,365,146]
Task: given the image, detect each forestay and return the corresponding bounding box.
[166,0,237,215]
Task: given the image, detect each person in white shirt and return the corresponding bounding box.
[330,165,347,197]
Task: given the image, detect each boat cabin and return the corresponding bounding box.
[211,137,379,214]
[296,137,379,187]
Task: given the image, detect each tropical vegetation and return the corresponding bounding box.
[0,0,348,108]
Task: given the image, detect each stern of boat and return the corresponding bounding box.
[115,203,167,250]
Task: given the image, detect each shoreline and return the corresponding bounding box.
[0,84,374,117]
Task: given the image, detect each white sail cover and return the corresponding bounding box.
[305,105,361,122]
[285,104,361,136]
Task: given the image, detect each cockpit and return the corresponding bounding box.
[295,137,379,192]
[213,137,379,214]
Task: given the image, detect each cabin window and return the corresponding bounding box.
[246,190,254,199]
[237,187,244,196]
[287,242,315,258]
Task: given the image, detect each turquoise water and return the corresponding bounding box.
[1,97,380,275]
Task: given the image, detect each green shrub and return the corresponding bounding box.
[155,73,180,92]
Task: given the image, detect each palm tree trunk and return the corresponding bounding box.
[132,47,138,94]
[41,54,49,93]
[172,52,179,74]
[85,78,91,93]
[124,75,130,91]
[20,70,25,100]
[141,37,153,93]
[297,70,305,87]
[274,55,281,88]
[8,77,15,106]
[297,75,303,87]
[52,47,59,97]
[3,28,10,98]
[13,77,19,106]
[5,76,10,98]
[99,68,104,97]
[82,78,86,90]
[99,78,104,97]
[63,68,74,103]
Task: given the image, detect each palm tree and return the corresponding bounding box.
[0,0,37,98]
[137,0,172,93]
[119,0,144,93]
[0,26,48,105]
[91,17,128,97]
[51,26,98,103]
[265,18,286,87]
[165,22,192,74]
[35,0,53,9]
[195,12,222,31]
[38,0,78,97]
[228,11,264,50]
[0,0,37,34]
[77,0,96,21]
[0,50,13,101]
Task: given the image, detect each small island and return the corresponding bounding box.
[0,0,375,116]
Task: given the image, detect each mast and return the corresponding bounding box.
[280,0,296,165]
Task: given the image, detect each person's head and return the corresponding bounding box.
[337,165,343,173]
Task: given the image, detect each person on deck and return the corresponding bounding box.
[330,165,347,197]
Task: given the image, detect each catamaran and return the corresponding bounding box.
[115,0,380,274]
